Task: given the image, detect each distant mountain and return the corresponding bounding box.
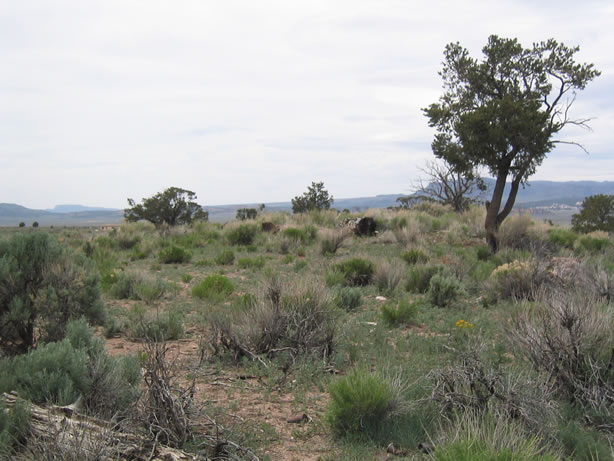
[2,180,614,226]
[0,203,123,227]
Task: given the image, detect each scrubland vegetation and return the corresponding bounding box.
[1,203,614,460]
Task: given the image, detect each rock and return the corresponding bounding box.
[375,296,387,302]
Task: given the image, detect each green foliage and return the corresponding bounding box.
[215,249,235,265]
[32,221,39,228]
[0,399,30,458]
[237,256,266,270]
[558,419,612,461]
[124,186,208,229]
[405,264,442,294]
[429,273,463,307]
[291,181,334,214]
[158,244,192,264]
[326,368,400,437]
[0,319,140,415]
[181,273,193,283]
[226,224,259,246]
[333,258,375,286]
[18,222,25,228]
[236,208,258,221]
[381,297,419,326]
[434,438,560,461]
[578,235,611,253]
[192,274,234,301]
[476,245,491,261]
[127,307,184,341]
[400,248,428,265]
[572,194,614,233]
[0,232,104,355]
[282,226,317,245]
[547,228,578,249]
[334,287,362,311]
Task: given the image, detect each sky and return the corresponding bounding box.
[1,0,613,209]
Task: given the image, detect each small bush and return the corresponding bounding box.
[429,274,463,307]
[237,256,266,270]
[117,235,140,250]
[215,249,235,265]
[158,244,191,264]
[294,260,308,272]
[326,368,405,437]
[401,248,428,265]
[558,419,612,461]
[0,398,30,458]
[192,274,234,301]
[334,258,375,286]
[578,235,611,253]
[381,297,419,326]
[128,307,184,341]
[405,264,442,294]
[548,228,578,250]
[226,224,259,246]
[334,287,362,311]
[282,227,314,245]
[476,245,491,261]
[499,214,534,250]
[181,273,193,283]
[483,260,542,302]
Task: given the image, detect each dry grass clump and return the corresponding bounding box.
[374,260,405,295]
[392,217,421,246]
[320,228,352,255]
[209,277,338,364]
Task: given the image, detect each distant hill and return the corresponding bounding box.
[2,180,614,226]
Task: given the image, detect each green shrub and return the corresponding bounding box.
[127,307,184,341]
[237,256,266,270]
[0,232,105,355]
[334,258,375,286]
[0,320,140,416]
[405,264,442,294]
[158,244,191,264]
[401,248,428,265]
[429,274,462,307]
[547,228,578,249]
[334,287,362,311]
[0,398,30,459]
[381,297,419,326]
[117,235,140,250]
[325,269,346,287]
[110,271,167,303]
[226,224,259,246]
[578,235,611,253]
[215,249,235,265]
[558,420,612,461]
[181,273,193,283]
[294,260,308,272]
[476,245,491,261]
[326,368,402,437]
[192,274,234,301]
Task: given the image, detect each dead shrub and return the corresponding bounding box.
[209,277,338,365]
[510,288,614,431]
[429,339,558,433]
[320,228,351,255]
[136,341,195,448]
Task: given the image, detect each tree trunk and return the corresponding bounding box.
[484,169,523,253]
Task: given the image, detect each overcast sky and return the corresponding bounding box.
[2,0,613,209]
